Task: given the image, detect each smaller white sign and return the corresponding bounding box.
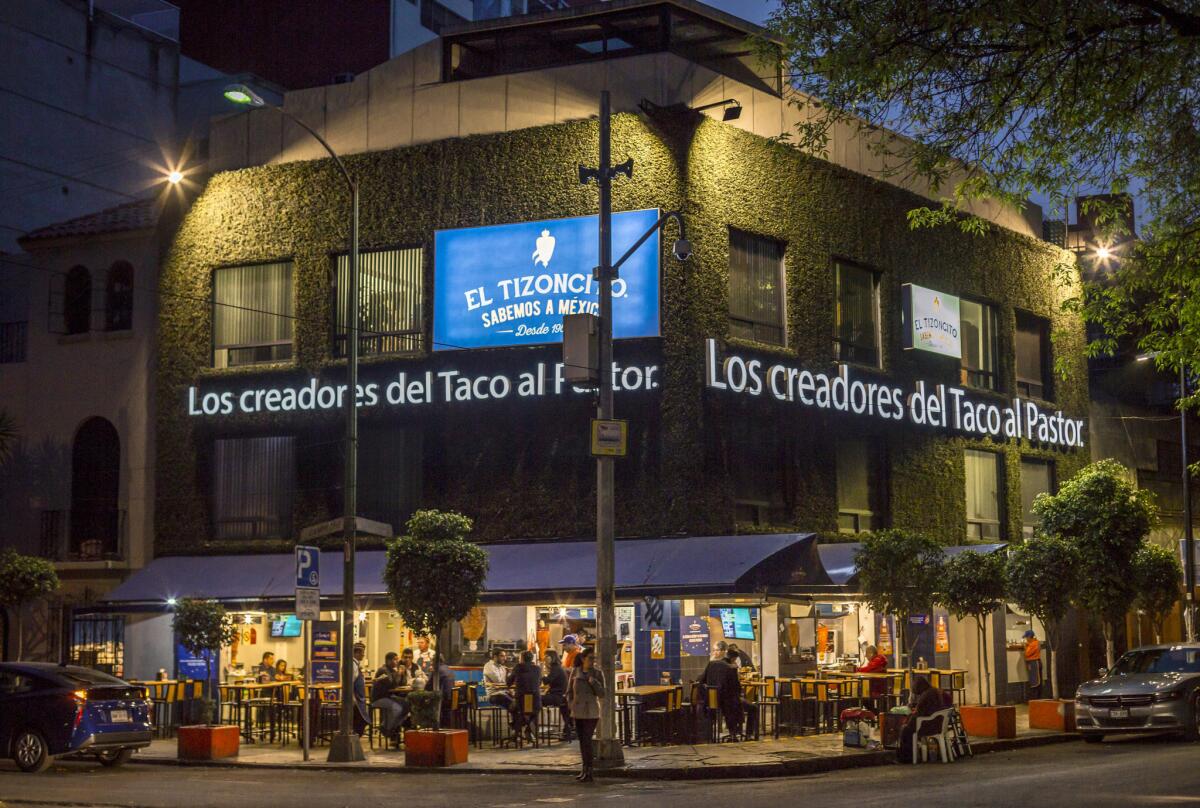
[296,587,320,621]
[902,283,961,358]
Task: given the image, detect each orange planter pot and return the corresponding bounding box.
[404,729,469,767]
[177,725,240,760]
[1028,699,1076,732]
[959,705,1016,739]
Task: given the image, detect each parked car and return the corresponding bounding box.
[1075,643,1200,743]
[0,662,152,772]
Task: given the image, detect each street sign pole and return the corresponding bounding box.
[302,619,310,761]
[294,545,320,761]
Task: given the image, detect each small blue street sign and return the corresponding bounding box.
[296,545,320,588]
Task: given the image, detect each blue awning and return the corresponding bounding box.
[97,533,828,610]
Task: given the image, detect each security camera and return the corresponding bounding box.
[672,238,693,262]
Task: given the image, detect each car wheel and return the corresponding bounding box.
[1184,695,1200,742]
[1082,733,1104,744]
[13,728,52,773]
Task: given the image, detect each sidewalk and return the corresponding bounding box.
[136,705,1076,780]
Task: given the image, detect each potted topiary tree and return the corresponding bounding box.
[0,548,60,660]
[1133,542,1182,644]
[939,550,1013,737]
[854,529,944,670]
[384,510,488,767]
[173,599,240,760]
[1035,459,1157,667]
[1007,533,1080,731]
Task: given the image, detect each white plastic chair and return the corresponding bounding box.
[912,708,956,763]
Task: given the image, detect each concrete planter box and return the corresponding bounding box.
[1028,699,1076,732]
[177,725,240,760]
[959,705,1016,739]
[404,729,469,767]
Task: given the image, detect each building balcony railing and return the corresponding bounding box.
[40,508,128,563]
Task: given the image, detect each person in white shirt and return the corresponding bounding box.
[483,648,513,710]
[413,636,434,677]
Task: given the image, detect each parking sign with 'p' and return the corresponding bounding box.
[296,545,320,589]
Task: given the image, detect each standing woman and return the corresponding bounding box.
[566,647,604,782]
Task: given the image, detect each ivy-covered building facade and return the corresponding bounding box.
[100,0,1091,702]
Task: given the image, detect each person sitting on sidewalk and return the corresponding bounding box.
[897,675,944,763]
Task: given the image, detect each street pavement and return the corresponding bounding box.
[0,735,1196,807]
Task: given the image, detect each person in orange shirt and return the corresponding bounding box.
[1023,630,1042,699]
[560,634,581,669]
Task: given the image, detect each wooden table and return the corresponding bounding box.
[614,685,676,746]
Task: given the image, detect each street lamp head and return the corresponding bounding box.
[1095,245,1112,261]
[722,102,742,122]
[166,170,183,185]
[224,83,265,108]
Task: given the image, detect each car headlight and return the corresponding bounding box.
[1074,692,1087,705]
[1154,690,1184,702]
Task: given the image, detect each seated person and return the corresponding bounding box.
[273,659,291,681]
[897,676,945,763]
[483,648,513,710]
[703,649,757,739]
[856,644,889,702]
[399,648,426,689]
[256,652,276,684]
[371,651,409,739]
[541,649,572,740]
[508,650,542,742]
[728,643,755,671]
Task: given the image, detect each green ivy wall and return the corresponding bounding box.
[155,113,1089,556]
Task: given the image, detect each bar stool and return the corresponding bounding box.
[503,694,539,749]
[467,687,506,748]
[640,686,682,745]
[815,679,846,732]
[759,677,780,739]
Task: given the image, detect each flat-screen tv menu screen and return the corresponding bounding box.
[718,607,755,640]
[270,615,302,638]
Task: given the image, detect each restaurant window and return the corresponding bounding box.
[334,248,423,357]
[833,261,881,366]
[212,262,294,368]
[104,261,134,331]
[1015,311,1051,399]
[356,425,423,532]
[212,436,295,539]
[837,439,887,533]
[960,299,998,390]
[728,230,786,346]
[1020,458,1055,538]
[965,449,1004,540]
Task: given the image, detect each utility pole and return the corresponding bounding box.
[579,90,630,768]
[1182,363,1196,641]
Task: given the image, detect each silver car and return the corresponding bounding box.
[1075,644,1200,743]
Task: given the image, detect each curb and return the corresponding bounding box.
[132,732,1078,780]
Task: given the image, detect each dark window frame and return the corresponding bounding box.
[727,228,787,347]
[104,260,134,332]
[210,434,297,540]
[959,296,999,391]
[1019,457,1056,538]
[329,245,426,358]
[833,259,882,368]
[964,447,1006,540]
[210,260,295,369]
[836,437,889,534]
[1015,309,1052,400]
[63,265,92,335]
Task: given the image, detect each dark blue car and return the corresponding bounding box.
[0,662,152,772]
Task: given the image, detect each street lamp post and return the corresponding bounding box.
[224,84,365,762]
[579,91,688,766]
[1181,363,1196,641]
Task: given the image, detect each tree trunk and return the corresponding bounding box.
[898,615,908,671]
[891,616,902,669]
[15,609,22,662]
[431,624,443,730]
[1047,619,1060,700]
[977,617,992,706]
[1103,621,1116,669]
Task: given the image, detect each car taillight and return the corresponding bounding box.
[72,689,88,731]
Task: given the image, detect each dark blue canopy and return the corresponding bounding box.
[97,533,829,610]
[816,542,1007,587]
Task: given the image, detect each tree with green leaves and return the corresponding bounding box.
[172,599,238,725]
[1007,534,1080,700]
[1034,459,1157,667]
[854,529,944,669]
[1133,542,1182,644]
[0,549,59,661]
[383,510,488,728]
[938,550,1007,705]
[765,2,1200,390]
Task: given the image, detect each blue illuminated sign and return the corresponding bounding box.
[433,209,660,351]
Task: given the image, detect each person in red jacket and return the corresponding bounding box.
[857,645,889,704]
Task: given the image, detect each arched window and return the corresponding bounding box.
[105,261,133,331]
[70,417,120,560]
[63,265,92,335]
